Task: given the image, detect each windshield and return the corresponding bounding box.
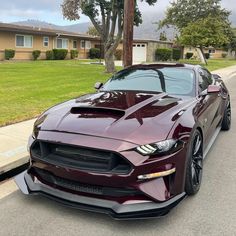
[102,68,196,96]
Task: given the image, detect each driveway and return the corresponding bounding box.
[0,74,235,236]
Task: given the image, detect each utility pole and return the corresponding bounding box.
[123,0,135,68]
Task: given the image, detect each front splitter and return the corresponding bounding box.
[15,171,186,220]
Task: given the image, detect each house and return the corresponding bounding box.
[184,46,226,59]
[0,22,173,62]
[0,23,100,60]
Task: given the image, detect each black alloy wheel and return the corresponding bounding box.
[185,130,203,195]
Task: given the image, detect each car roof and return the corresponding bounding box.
[127,63,200,70]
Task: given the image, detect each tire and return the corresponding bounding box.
[221,100,231,131]
[185,129,203,196]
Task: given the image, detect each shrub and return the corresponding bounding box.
[185,52,194,59]
[32,50,41,60]
[70,49,79,59]
[5,49,15,60]
[222,52,227,58]
[46,50,54,60]
[114,49,123,60]
[52,49,68,60]
[89,48,101,59]
[155,48,172,61]
[172,48,181,61]
[204,53,210,59]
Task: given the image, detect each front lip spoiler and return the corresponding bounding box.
[15,171,186,220]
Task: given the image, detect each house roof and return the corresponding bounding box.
[0,23,99,40]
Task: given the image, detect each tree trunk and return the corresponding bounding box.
[196,46,207,65]
[104,50,116,73]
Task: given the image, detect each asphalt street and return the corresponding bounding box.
[0,75,236,236]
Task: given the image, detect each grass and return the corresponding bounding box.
[0,59,236,127]
[0,60,112,126]
[179,59,236,71]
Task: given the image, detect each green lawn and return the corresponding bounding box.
[180,59,236,71]
[0,59,236,127]
[0,60,112,126]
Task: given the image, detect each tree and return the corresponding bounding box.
[159,31,167,41]
[62,0,158,73]
[87,26,100,37]
[179,16,230,64]
[159,0,231,30]
[159,0,232,64]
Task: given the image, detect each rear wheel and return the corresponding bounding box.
[185,130,203,195]
[221,100,231,131]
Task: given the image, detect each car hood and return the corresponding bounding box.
[39,91,194,145]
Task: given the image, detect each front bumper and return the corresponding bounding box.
[15,171,186,220]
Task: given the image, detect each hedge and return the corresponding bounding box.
[172,48,181,61]
[70,49,79,59]
[185,52,194,59]
[5,49,15,60]
[32,50,41,60]
[52,49,68,60]
[155,48,172,61]
[222,52,227,58]
[89,48,101,59]
[46,50,54,60]
[204,53,210,59]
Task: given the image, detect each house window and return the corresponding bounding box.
[80,40,91,49]
[56,38,68,49]
[209,49,216,54]
[73,40,77,49]
[43,37,49,47]
[16,35,33,48]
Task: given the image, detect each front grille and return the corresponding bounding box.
[31,141,132,174]
[32,168,142,197]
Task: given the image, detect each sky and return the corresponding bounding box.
[0,0,235,26]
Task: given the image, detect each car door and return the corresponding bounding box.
[196,68,222,148]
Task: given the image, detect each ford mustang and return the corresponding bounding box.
[15,63,231,219]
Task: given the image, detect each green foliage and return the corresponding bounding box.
[172,48,182,61]
[52,49,68,60]
[179,17,230,48]
[70,49,79,59]
[155,48,172,61]
[204,53,210,59]
[32,50,41,60]
[114,49,123,60]
[222,52,227,58]
[87,26,99,37]
[185,52,194,59]
[159,31,167,41]
[89,48,101,59]
[5,49,15,60]
[46,50,54,60]
[159,0,231,30]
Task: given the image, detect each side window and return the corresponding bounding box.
[199,69,212,91]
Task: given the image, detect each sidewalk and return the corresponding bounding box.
[0,119,35,175]
[0,65,236,176]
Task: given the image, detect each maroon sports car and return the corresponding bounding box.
[16,63,231,219]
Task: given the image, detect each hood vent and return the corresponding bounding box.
[70,107,125,119]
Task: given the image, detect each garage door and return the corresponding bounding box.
[133,44,147,62]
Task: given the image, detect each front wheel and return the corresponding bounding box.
[221,100,231,131]
[185,130,203,196]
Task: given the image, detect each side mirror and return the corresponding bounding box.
[212,74,221,80]
[207,85,221,94]
[94,82,103,90]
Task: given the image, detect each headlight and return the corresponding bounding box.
[136,139,183,156]
[32,115,47,139]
